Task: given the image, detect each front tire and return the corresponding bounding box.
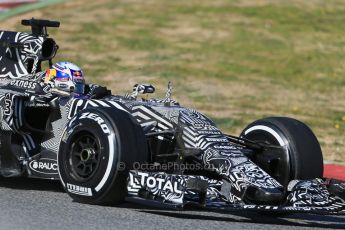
[58,107,148,205]
[240,117,323,186]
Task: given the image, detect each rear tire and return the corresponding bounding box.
[58,107,148,205]
[0,131,23,177]
[240,117,323,186]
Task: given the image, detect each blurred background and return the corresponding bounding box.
[1,0,345,164]
[0,1,37,12]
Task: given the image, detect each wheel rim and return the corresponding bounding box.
[68,132,101,182]
[244,130,291,186]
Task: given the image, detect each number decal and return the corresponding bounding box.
[4,93,14,116]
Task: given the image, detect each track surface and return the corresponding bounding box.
[0,178,344,230]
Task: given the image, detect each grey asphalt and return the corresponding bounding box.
[0,178,343,230]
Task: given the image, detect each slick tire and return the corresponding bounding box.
[58,107,148,205]
[240,117,323,187]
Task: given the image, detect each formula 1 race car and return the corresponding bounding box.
[0,18,344,215]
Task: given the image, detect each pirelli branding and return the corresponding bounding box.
[67,183,93,196]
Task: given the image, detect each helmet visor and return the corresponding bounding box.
[55,70,70,81]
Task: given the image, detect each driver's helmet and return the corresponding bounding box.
[45,61,85,96]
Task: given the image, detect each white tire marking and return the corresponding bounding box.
[95,133,115,192]
[244,125,285,146]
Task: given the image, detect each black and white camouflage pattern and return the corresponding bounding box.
[104,98,284,198]
[128,170,345,214]
[0,26,344,215]
[0,32,43,78]
[287,179,345,212]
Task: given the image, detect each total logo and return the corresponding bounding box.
[135,172,183,194]
[29,158,58,175]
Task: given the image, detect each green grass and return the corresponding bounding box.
[4,0,345,161]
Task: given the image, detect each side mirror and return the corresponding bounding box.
[131,84,155,98]
[133,84,155,94]
[41,38,58,61]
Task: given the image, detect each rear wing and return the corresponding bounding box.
[0,18,60,79]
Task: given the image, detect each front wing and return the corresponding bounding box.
[127,170,345,215]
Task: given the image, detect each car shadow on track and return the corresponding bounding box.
[138,209,345,229]
[0,177,64,192]
[136,207,345,229]
[1,177,344,228]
